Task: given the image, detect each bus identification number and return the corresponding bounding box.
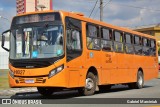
[106,54,112,63]
[14,70,25,75]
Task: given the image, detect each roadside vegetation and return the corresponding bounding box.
[0,69,9,90]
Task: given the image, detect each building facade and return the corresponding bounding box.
[134,24,160,42]
[16,0,52,14]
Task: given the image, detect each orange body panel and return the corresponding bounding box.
[8,10,159,89]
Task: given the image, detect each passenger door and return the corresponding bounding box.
[100,28,117,84]
[112,31,126,83]
[65,17,83,87]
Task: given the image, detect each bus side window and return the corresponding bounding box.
[113,31,123,52]
[86,24,100,50]
[65,17,82,62]
[142,38,150,56]
[150,40,156,56]
[124,33,134,54]
[134,35,142,55]
[67,29,81,50]
[101,28,113,51]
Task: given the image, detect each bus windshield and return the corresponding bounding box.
[10,13,64,60]
[10,25,64,59]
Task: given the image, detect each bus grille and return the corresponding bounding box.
[16,78,46,84]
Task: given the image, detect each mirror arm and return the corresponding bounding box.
[2,29,11,35]
[2,47,9,52]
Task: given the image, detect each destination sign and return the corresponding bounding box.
[13,13,61,25]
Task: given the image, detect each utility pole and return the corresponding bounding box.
[100,0,103,21]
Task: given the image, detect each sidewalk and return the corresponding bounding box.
[0,87,37,96]
[0,70,37,96]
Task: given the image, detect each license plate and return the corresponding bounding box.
[25,79,35,84]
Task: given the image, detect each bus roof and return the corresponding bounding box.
[65,11,156,40]
[15,10,156,40]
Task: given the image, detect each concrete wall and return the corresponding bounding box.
[0,41,9,69]
[155,31,160,41]
[0,52,9,69]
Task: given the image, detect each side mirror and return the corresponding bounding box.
[1,29,10,52]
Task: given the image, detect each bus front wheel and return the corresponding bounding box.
[128,71,144,89]
[37,87,54,96]
[78,72,96,96]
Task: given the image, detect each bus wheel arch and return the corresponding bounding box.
[78,66,98,96]
[87,66,99,84]
[138,68,144,76]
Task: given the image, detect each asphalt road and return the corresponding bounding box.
[0,78,158,98]
[0,78,160,107]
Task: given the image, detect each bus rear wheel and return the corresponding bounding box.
[37,87,54,96]
[78,72,96,96]
[128,70,144,89]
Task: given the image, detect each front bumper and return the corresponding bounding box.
[8,69,68,88]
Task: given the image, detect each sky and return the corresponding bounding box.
[0,0,160,33]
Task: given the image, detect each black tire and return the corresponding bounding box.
[37,87,54,96]
[99,85,112,92]
[128,71,144,89]
[78,72,96,96]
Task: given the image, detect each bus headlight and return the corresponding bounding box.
[48,65,64,79]
[9,69,14,78]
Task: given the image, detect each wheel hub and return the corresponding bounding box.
[85,78,94,90]
[138,75,143,86]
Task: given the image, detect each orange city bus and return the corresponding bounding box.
[1,10,158,96]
